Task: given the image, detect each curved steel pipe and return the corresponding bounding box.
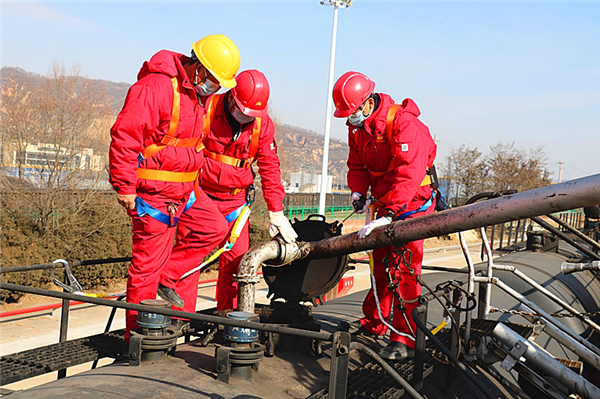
[236,239,304,313]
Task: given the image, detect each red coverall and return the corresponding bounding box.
[346,93,437,348]
[109,50,228,340]
[177,93,285,312]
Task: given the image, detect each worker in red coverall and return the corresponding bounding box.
[176,69,297,313]
[332,71,437,361]
[109,34,240,348]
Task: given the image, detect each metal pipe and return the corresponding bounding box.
[547,214,600,250]
[561,260,600,275]
[474,276,600,358]
[458,231,475,349]
[508,266,600,334]
[0,257,132,274]
[349,342,424,399]
[531,216,600,260]
[236,239,304,313]
[518,304,600,372]
[0,282,333,342]
[237,174,600,312]
[306,174,600,260]
[491,322,600,399]
[480,227,494,319]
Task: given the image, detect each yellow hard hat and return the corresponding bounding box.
[192,34,240,89]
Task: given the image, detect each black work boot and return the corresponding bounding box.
[158,283,184,308]
[340,320,382,337]
[378,342,415,361]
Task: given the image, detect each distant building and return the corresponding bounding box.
[287,171,333,194]
[2,142,108,188]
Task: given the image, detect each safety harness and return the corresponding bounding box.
[134,77,205,226]
[136,77,205,182]
[197,94,262,196]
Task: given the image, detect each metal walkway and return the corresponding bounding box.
[1,330,124,385]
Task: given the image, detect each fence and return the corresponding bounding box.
[485,209,585,251]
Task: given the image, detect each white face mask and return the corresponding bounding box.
[194,67,220,96]
[231,107,254,125]
[347,100,373,127]
[195,79,220,96]
[348,109,368,127]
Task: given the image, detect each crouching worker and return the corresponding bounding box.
[177,69,297,312]
[109,34,240,347]
[332,71,437,361]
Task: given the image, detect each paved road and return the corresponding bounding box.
[0,242,490,392]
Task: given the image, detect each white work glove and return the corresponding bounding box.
[268,211,298,243]
[351,192,371,214]
[358,217,391,239]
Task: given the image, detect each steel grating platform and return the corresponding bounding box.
[308,332,446,399]
[308,320,535,399]
[1,330,125,385]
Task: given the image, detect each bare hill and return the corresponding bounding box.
[1,67,349,182]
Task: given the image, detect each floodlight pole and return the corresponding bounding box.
[318,0,350,216]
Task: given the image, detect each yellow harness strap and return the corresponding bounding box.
[137,169,198,183]
[203,117,262,168]
[137,77,203,182]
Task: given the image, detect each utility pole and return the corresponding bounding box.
[318,0,352,216]
[558,162,564,183]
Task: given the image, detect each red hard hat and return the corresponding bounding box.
[332,71,375,118]
[231,69,270,117]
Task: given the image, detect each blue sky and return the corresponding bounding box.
[2,0,599,182]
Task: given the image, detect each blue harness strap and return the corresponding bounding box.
[134,192,196,226]
[397,190,436,221]
[184,190,196,213]
[135,196,174,225]
[224,203,248,223]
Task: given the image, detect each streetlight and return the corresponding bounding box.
[318,0,352,216]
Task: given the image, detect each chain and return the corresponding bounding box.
[489,307,600,319]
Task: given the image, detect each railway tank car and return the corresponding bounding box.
[2,174,600,398]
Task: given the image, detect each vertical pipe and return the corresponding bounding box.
[480,227,494,319]
[58,273,70,379]
[458,232,474,346]
[318,4,339,216]
[328,331,350,399]
[412,299,427,391]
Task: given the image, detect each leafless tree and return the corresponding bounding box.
[443,142,552,205]
[1,62,116,237]
[442,145,486,202]
[484,141,551,192]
